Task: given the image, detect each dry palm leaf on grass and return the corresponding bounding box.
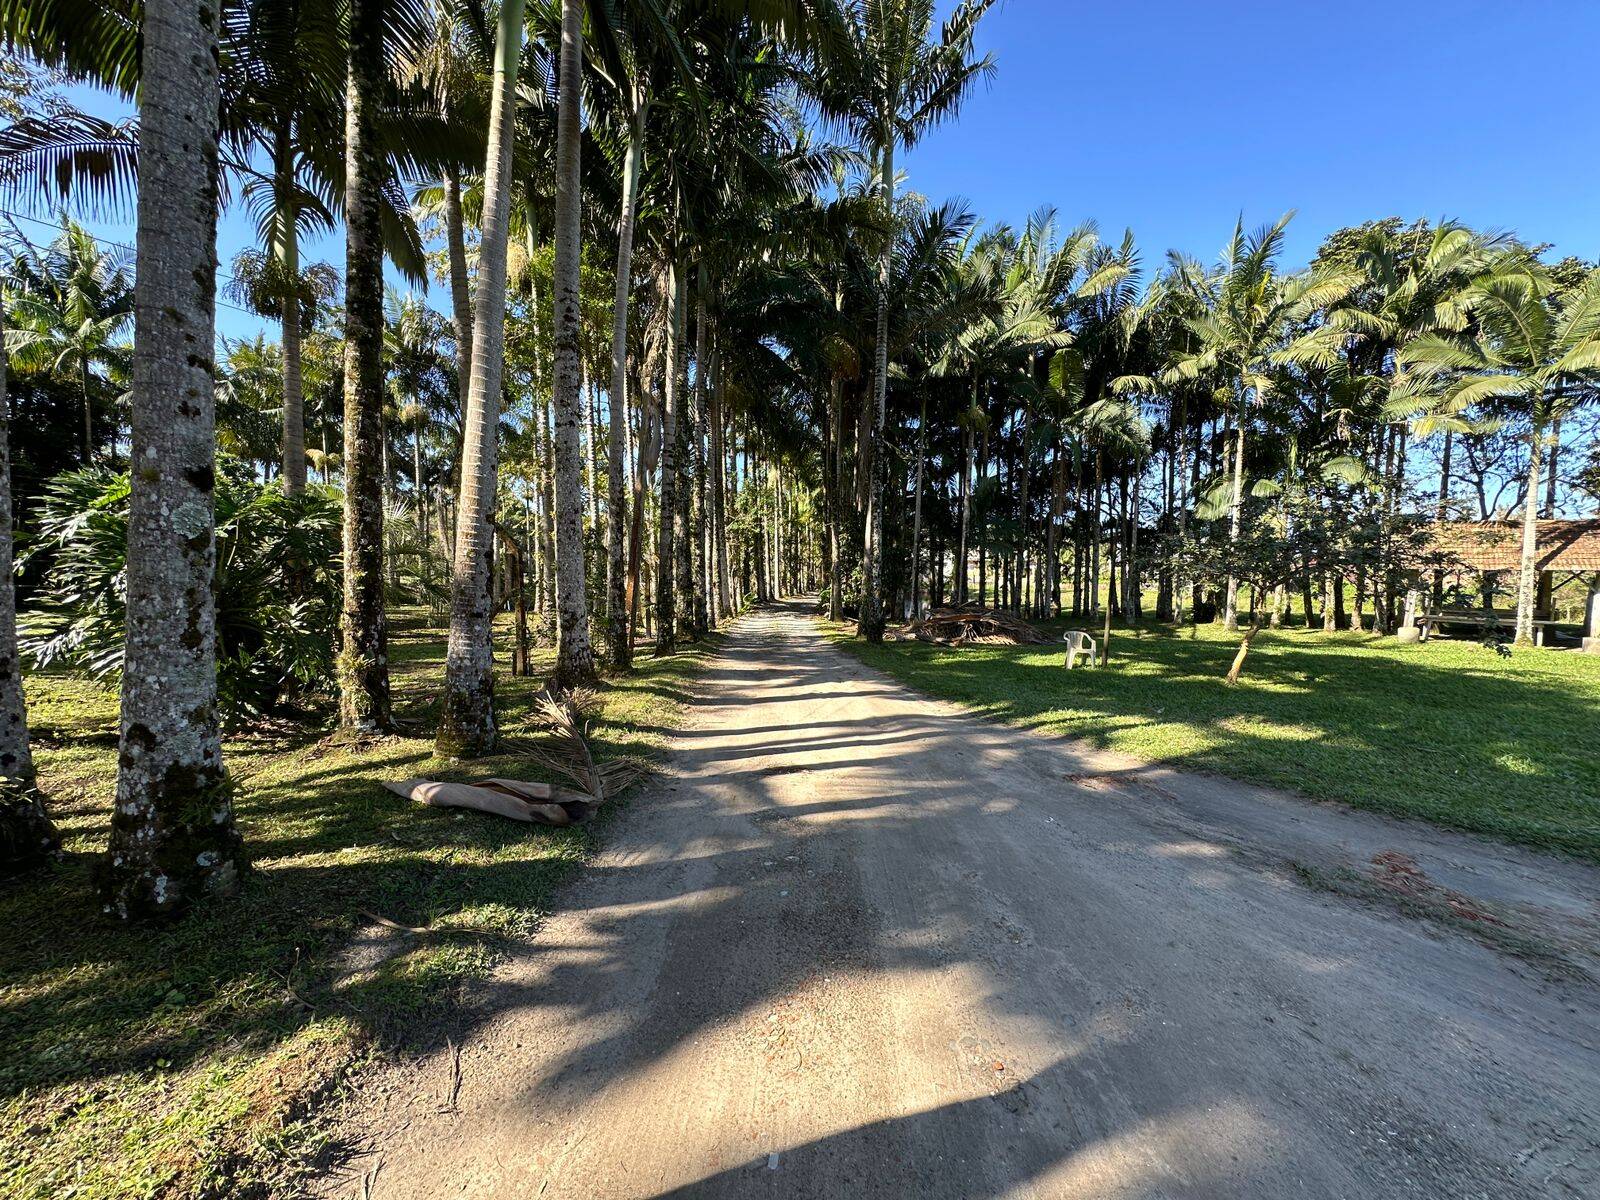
[385,688,650,828]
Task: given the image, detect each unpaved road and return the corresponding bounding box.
[324,601,1600,1199]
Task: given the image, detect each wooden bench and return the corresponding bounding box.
[1416,610,1560,646]
[1063,630,1100,669]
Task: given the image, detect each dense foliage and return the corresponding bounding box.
[20,464,343,718]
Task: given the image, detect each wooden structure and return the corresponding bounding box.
[1423,520,1600,650]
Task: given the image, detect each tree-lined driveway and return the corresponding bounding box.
[331,601,1600,1199]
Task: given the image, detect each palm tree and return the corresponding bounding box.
[5,217,132,463]
[818,0,995,641]
[1161,214,1354,629]
[1400,264,1600,644]
[0,288,56,871]
[438,0,524,755]
[548,0,597,686]
[99,0,241,920]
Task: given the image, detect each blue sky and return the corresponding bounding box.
[905,0,1600,274]
[33,0,1600,343]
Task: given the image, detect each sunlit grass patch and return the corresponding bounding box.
[830,616,1600,859]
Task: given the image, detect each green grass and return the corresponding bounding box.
[830,617,1600,860]
[1,613,715,1199]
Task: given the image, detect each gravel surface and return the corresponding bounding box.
[320,601,1600,1199]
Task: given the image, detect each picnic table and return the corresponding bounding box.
[1414,609,1561,646]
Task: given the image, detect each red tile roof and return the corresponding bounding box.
[1431,520,1600,572]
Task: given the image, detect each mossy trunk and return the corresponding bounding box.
[690,264,710,636]
[549,0,597,689]
[672,268,694,639]
[338,0,392,735]
[857,136,893,644]
[709,345,730,623]
[604,104,642,670]
[654,261,679,656]
[439,0,524,752]
[0,294,56,872]
[99,0,241,919]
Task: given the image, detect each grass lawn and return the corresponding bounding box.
[830,617,1600,860]
[1,613,714,1199]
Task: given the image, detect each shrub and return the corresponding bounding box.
[19,463,343,720]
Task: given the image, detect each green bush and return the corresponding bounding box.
[19,463,343,720]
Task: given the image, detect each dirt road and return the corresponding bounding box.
[326,601,1600,1198]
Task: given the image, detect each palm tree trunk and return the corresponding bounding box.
[908,393,927,617]
[1544,417,1560,517]
[673,267,693,634]
[1223,402,1247,630]
[80,353,94,464]
[691,263,711,634]
[549,0,596,686]
[586,378,602,540]
[827,365,845,619]
[280,286,306,494]
[858,135,894,641]
[337,0,393,735]
[275,117,306,495]
[655,262,679,655]
[444,165,473,423]
[438,0,524,752]
[709,344,730,622]
[604,121,636,667]
[1514,423,1544,646]
[0,294,56,870]
[100,0,239,917]
[604,109,640,668]
[957,417,972,604]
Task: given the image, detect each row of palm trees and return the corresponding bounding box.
[819,207,1597,652]
[0,0,1000,911]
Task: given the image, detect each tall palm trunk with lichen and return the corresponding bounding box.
[709,345,730,618]
[550,0,597,687]
[606,101,645,668]
[0,297,56,871]
[692,263,711,633]
[98,0,240,918]
[672,262,693,638]
[858,135,893,642]
[438,0,524,752]
[655,259,679,655]
[338,0,392,733]
[274,119,307,495]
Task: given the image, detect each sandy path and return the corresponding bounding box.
[323,601,1600,1199]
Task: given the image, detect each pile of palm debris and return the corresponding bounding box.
[385,689,649,827]
[893,606,1050,646]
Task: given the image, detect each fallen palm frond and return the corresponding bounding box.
[503,687,651,803]
[893,607,1050,646]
